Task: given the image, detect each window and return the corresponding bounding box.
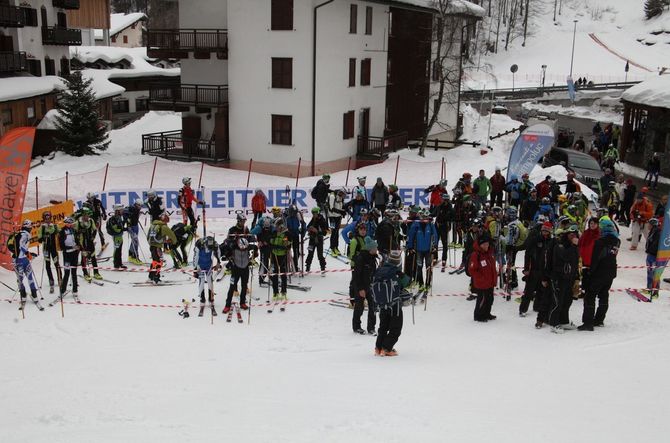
[348,58,356,87]
[135,98,149,112]
[60,57,69,77]
[44,58,55,76]
[27,59,41,76]
[360,58,371,86]
[40,6,47,27]
[112,99,129,113]
[271,0,293,31]
[23,8,38,27]
[349,4,357,34]
[27,105,35,119]
[111,36,116,43]
[343,111,355,139]
[271,57,293,89]
[365,6,372,35]
[272,115,292,145]
[2,109,13,125]
[123,35,128,44]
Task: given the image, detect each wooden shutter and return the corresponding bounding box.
[349,4,357,34]
[365,6,372,35]
[272,58,292,89]
[349,58,356,87]
[271,0,293,31]
[343,111,354,139]
[360,58,371,86]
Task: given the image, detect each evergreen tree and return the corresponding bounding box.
[54,71,110,156]
[645,0,664,19]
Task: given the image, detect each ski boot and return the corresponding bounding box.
[49,284,55,294]
[240,303,249,310]
[84,274,92,283]
[222,306,232,314]
[93,272,103,280]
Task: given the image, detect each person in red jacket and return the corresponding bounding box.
[489,167,506,207]
[536,176,552,199]
[468,232,498,322]
[251,189,267,228]
[179,177,204,227]
[578,217,600,297]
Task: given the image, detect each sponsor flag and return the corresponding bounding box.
[567,76,576,102]
[505,124,555,182]
[652,192,670,291]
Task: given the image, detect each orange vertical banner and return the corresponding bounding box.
[0,127,36,270]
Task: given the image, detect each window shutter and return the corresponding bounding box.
[349,4,357,34]
[349,58,356,87]
[365,6,372,35]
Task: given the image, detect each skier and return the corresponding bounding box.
[7,221,42,310]
[76,207,103,282]
[644,217,661,300]
[520,221,553,321]
[193,235,221,313]
[223,237,257,314]
[435,193,454,270]
[170,222,196,268]
[489,167,506,207]
[284,205,305,271]
[536,176,552,199]
[503,207,527,291]
[269,218,291,301]
[37,211,61,294]
[620,178,636,227]
[425,179,447,215]
[251,189,267,228]
[178,177,203,227]
[371,177,389,214]
[407,209,438,293]
[505,175,522,207]
[549,225,580,333]
[327,188,347,256]
[147,212,177,284]
[388,184,403,210]
[305,207,328,273]
[629,193,653,250]
[579,217,620,330]
[145,189,165,222]
[352,176,368,201]
[85,192,107,251]
[57,217,80,302]
[106,204,127,270]
[343,189,369,221]
[251,216,274,285]
[578,217,600,298]
[373,250,411,357]
[125,199,143,265]
[468,232,497,322]
[311,174,332,213]
[375,209,401,258]
[520,189,540,223]
[352,237,378,335]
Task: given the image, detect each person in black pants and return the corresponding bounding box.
[305,207,328,272]
[374,250,411,356]
[352,238,378,335]
[58,217,80,299]
[434,194,453,268]
[580,218,620,330]
[549,226,580,333]
[223,237,257,313]
[520,221,553,318]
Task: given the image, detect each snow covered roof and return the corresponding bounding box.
[71,46,180,99]
[392,0,486,17]
[0,76,64,102]
[94,12,146,39]
[36,109,62,130]
[621,74,670,109]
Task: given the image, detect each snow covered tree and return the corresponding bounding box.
[645,0,664,19]
[54,71,110,156]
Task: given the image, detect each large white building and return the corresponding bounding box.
[143,0,483,175]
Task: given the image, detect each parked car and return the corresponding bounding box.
[542,147,604,189]
[491,103,508,114]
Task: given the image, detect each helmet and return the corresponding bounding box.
[541,221,553,233]
[338,187,347,195]
[311,207,320,214]
[182,177,192,185]
[22,220,32,229]
[64,217,74,225]
[471,218,482,227]
[356,222,368,231]
[541,197,550,205]
[80,207,93,217]
[147,189,157,198]
[271,207,281,214]
[389,184,398,192]
[535,214,547,224]
[134,198,143,206]
[357,176,366,182]
[420,209,431,219]
[649,218,660,227]
[204,236,216,249]
[557,215,570,225]
[274,218,286,231]
[608,181,616,188]
[439,179,447,187]
[477,210,487,219]
[492,206,503,213]
[236,213,247,223]
[42,211,52,220]
[237,238,249,250]
[463,172,472,179]
[322,174,331,183]
[567,205,577,214]
[113,203,124,211]
[506,207,518,220]
[86,192,96,200]
[359,208,368,216]
[160,212,170,222]
[262,217,272,228]
[564,224,579,235]
[558,195,568,203]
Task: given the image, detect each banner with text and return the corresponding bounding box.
[22,200,75,247]
[506,123,555,182]
[76,186,432,219]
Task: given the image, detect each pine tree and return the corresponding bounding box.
[645,0,664,20]
[54,71,110,156]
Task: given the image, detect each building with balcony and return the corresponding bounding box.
[141,0,483,172]
[92,12,146,47]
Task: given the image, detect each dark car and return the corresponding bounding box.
[542,147,604,188]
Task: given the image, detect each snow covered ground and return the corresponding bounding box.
[6,106,670,442]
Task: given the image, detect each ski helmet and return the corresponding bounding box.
[274,218,286,231]
[359,208,368,216]
[236,213,247,223]
[492,206,503,214]
[649,218,660,227]
[541,221,553,233]
[64,217,74,225]
[80,207,92,217]
[322,174,331,183]
[237,237,249,250]
[147,189,157,198]
[113,203,124,211]
[356,222,368,232]
[311,207,320,214]
[506,207,518,220]
[541,197,550,205]
[182,177,192,185]
[134,198,143,206]
[205,236,216,249]
[271,206,281,215]
[262,217,272,228]
[22,220,32,229]
[389,184,398,192]
[357,176,366,183]
[86,192,96,200]
[160,212,170,223]
[567,205,577,214]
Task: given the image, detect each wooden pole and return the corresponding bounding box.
[197,161,205,188]
[35,177,38,210]
[246,159,253,188]
[393,156,400,184]
[65,171,68,201]
[344,156,352,187]
[149,157,158,188]
[295,157,301,189]
[102,163,109,191]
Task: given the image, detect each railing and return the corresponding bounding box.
[407,138,482,150]
[0,4,24,27]
[149,84,228,108]
[147,29,228,58]
[142,130,228,161]
[357,132,408,157]
[42,27,82,46]
[461,81,642,101]
[52,0,80,9]
[0,51,27,73]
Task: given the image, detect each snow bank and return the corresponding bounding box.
[621,74,670,109]
[395,0,485,16]
[521,101,623,125]
[94,12,145,39]
[36,109,62,130]
[0,76,64,102]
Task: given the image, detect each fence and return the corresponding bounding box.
[26,155,451,211]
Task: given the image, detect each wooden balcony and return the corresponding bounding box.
[0,51,27,73]
[149,84,228,109]
[357,132,408,159]
[142,130,229,162]
[147,29,228,59]
[42,26,82,46]
[52,0,80,9]
[0,4,24,27]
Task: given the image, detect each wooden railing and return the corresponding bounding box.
[142,130,228,161]
[147,29,228,58]
[41,27,82,46]
[149,84,228,108]
[52,0,80,9]
[0,51,27,73]
[0,4,24,26]
[357,132,408,157]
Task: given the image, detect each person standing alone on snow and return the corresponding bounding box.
[8,221,42,310]
[251,189,267,228]
[179,177,204,228]
[468,233,497,322]
[372,250,411,356]
[352,237,378,335]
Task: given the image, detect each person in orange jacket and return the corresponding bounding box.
[629,193,653,250]
[251,189,267,228]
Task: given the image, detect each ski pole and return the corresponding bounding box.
[248,266,253,325]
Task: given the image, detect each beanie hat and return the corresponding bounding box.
[599,217,618,238]
[387,250,402,267]
[478,232,492,246]
[364,237,378,251]
[541,221,553,232]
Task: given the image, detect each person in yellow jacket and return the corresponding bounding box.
[147,212,177,284]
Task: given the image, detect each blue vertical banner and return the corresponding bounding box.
[505,124,556,182]
[652,191,670,290]
[567,76,576,102]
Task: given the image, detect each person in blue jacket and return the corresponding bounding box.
[534,197,556,222]
[341,209,376,245]
[505,175,522,207]
[343,189,370,222]
[284,204,306,271]
[407,209,438,293]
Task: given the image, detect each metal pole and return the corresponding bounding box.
[393,156,400,184]
[35,177,38,210]
[197,161,205,188]
[102,163,109,191]
[295,157,301,189]
[149,157,158,188]
[65,171,68,201]
[569,20,578,78]
[344,156,352,187]
[246,159,253,188]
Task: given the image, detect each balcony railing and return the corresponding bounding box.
[142,130,228,162]
[0,51,27,73]
[357,132,408,158]
[42,27,82,46]
[0,4,24,27]
[149,84,228,108]
[52,0,80,9]
[147,29,228,58]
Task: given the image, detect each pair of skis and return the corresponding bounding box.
[132,279,191,287]
[226,302,244,323]
[267,297,288,313]
[47,290,78,307]
[627,289,652,303]
[259,281,311,292]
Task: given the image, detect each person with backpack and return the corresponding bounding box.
[145,189,165,222]
[375,209,401,259]
[305,207,328,274]
[468,232,497,322]
[352,237,378,335]
[57,217,81,303]
[503,207,527,291]
[125,199,143,265]
[549,225,581,334]
[407,209,438,294]
[106,204,127,270]
[251,216,274,285]
[178,177,204,228]
[520,221,554,322]
[223,237,258,314]
[372,250,411,356]
[327,188,347,256]
[8,221,42,310]
[37,211,61,294]
[435,193,454,269]
[388,184,403,210]
[343,189,370,222]
[312,174,332,213]
[170,222,196,268]
[505,175,522,208]
[76,207,103,282]
[352,176,368,201]
[85,192,107,251]
[629,193,653,250]
[644,217,661,300]
[371,177,389,214]
[148,212,177,284]
[284,204,305,271]
[270,218,291,301]
[251,189,267,228]
[193,235,221,314]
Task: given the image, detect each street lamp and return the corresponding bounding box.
[569,20,578,79]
